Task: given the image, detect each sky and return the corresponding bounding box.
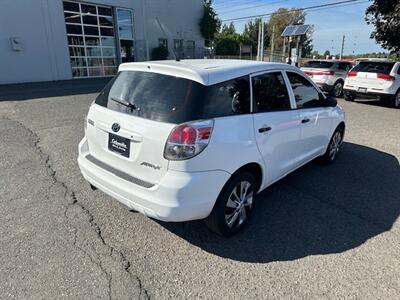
[214,0,386,55]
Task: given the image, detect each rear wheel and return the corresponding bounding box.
[388,90,400,108]
[332,81,344,98]
[205,172,256,237]
[320,128,343,164]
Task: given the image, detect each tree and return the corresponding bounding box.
[199,0,221,47]
[323,50,331,58]
[365,0,400,54]
[241,19,269,55]
[311,50,321,59]
[214,23,241,56]
[221,22,236,35]
[300,29,314,58]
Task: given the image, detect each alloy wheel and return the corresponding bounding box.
[329,131,342,160]
[334,82,343,98]
[224,181,254,229]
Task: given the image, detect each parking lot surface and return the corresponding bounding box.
[1,79,399,299]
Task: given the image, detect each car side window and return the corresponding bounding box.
[397,65,400,75]
[287,72,322,109]
[251,72,291,112]
[338,63,350,71]
[203,76,251,116]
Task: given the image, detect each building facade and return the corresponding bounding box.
[0,0,205,84]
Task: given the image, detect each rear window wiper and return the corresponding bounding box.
[110,97,139,111]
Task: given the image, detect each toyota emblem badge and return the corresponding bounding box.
[111,123,121,133]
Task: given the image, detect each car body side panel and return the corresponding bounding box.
[297,107,334,163]
[252,110,302,187]
[168,114,264,177]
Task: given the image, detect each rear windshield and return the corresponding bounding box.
[95,71,250,124]
[303,61,334,68]
[352,61,395,74]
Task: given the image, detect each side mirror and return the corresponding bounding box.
[324,96,337,107]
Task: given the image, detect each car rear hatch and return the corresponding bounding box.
[301,61,335,83]
[347,61,395,90]
[85,70,205,186]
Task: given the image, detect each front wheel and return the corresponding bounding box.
[320,128,343,164]
[204,172,256,237]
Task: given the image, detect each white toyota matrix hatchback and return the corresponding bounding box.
[78,59,345,236]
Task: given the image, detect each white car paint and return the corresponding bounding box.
[301,60,352,94]
[78,59,345,222]
[344,61,400,97]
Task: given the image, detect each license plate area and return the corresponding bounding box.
[358,87,367,93]
[108,133,130,158]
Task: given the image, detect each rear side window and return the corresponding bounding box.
[95,71,250,124]
[353,62,395,74]
[303,61,334,69]
[252,72,291,112]
[287,72,322,109]
[338,62,352,71]
[203,76,251,117]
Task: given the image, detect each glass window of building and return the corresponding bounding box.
[159,38,168,48]
[63,1,118,78]
[117,8,135,63]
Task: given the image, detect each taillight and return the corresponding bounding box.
[347,71,358,77]
[305,71,335,76]
[377,73,395,81]
[164,120,214,161]
[304,71,335,76]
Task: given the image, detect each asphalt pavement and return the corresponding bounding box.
[0,79,399,299]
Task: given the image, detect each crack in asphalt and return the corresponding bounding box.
[7,117,150,300]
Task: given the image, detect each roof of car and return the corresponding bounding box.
[305,59,351,63]
[118,59,300,85]
[356,59,395,63]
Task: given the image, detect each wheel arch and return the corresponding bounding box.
[337,121,346,136]
[230,162,264,193]
[335,78,345,84]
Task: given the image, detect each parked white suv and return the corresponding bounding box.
[301,60,353,97]
[78,60,345,236]
[344,60,400,108]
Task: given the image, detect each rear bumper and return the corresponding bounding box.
[77,137,230,222]
[343,88,394,99]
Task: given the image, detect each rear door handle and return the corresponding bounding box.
[258,126,272,133]
[301,118,310,124]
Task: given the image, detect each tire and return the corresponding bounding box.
[204,172,256,237]
[344,92,355,102]
[331,81,344,98]
[320,127,344,164]
[385,90,400,108]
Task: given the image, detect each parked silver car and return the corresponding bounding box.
[301,60,353,97]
